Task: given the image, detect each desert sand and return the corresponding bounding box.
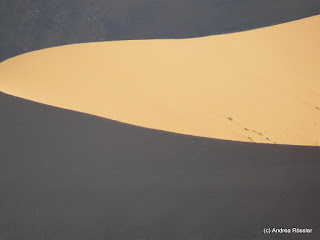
[0,16,319,146]
[1,91,320,240]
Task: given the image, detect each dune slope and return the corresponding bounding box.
[1,0,319,62]
[1,92,320,240]
[1,16,320,146]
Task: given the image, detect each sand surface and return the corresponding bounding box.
[1,0,319,62]
[1,92,320,240]
[1,16,320,146]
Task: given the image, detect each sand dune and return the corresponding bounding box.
[1,16,320,146]
[1,92,320,240]
[1,0,319,62]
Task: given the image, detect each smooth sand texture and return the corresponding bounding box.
[1,92,320,240]
[1,16,320,146]
[1,0,320,62]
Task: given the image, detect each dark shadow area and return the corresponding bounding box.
[1,1,320,239]
[0,0,320,62]
[0,92,319,239]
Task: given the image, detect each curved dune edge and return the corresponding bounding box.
[1,16,320,146]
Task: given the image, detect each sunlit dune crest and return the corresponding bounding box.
[1,16,320,146]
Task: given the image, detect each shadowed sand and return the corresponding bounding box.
[1,16,320,146]
[1,92,320,240]
[1,0,319,62]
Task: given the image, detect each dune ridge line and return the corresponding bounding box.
[0,16,320,146]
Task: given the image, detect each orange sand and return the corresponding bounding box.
[1,16,320,146]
